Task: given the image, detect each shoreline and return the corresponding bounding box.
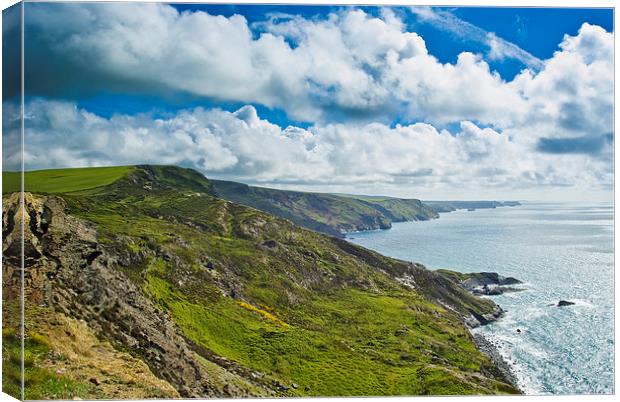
[343,203,522,237]
[344,216,524,393]
[471,331,522,393]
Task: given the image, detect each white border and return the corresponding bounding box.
[0,1,616,402]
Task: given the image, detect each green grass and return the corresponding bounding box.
[436,269,470,282]
[3,331,24,399]
[2,171,20,194]
[3,166,135,194]
[144,271,509,396]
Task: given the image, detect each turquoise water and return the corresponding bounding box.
[347,203,614,394]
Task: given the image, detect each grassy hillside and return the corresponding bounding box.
[3,166,134,194]
[3,165,214,195]
[211,180,438,237]
[342,194,439,222]
[3,165,518,398]
[2,301,179,400]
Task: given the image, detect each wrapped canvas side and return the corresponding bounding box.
[2,2,24,400]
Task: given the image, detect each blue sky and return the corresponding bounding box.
[412,7,613,77]
[3,3,614,201]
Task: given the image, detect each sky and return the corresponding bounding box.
[2,3,614,201]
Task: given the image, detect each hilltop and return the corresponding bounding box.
[3,165,518,399]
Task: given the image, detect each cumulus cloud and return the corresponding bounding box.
[5,98,611,200]
[15,99,326,182]
[21,3,611,133]
[513,23,614,139]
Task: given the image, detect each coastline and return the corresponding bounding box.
[344,226,524,394]
[345,203,614,394]
[342,202,522,236]
[472,330,522,393]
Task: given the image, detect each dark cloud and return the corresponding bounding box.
[536,133,613,155]
[558,101,591,131]
[3,4,21,101]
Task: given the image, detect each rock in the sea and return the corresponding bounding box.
[478,284,503,296]
[557,300,575,307]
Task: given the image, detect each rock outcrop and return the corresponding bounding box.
[437,270,523,297]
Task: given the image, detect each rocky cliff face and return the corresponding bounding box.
[436,270,523,298]
[2,193,272,398]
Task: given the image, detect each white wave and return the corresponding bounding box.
[570,299,595,308]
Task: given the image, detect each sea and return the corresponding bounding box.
[346,202,614,394]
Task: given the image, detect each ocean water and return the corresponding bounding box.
[347,203,614,394]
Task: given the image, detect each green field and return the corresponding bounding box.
[3,166,135,194]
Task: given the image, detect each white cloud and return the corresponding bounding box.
[18,99,331,182]
[8,98,611,201]
[512,23,614,139]
[24,3,610,132]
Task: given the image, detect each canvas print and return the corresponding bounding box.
[1,1,614,399]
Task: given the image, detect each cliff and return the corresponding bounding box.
[211,179,438,237]
[2,165,518,398]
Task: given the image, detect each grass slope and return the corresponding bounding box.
[10,165,518,396]
[211,180,437,237]
[3,166,135,194]
[3,301,90,400]
[342,194,439,222]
